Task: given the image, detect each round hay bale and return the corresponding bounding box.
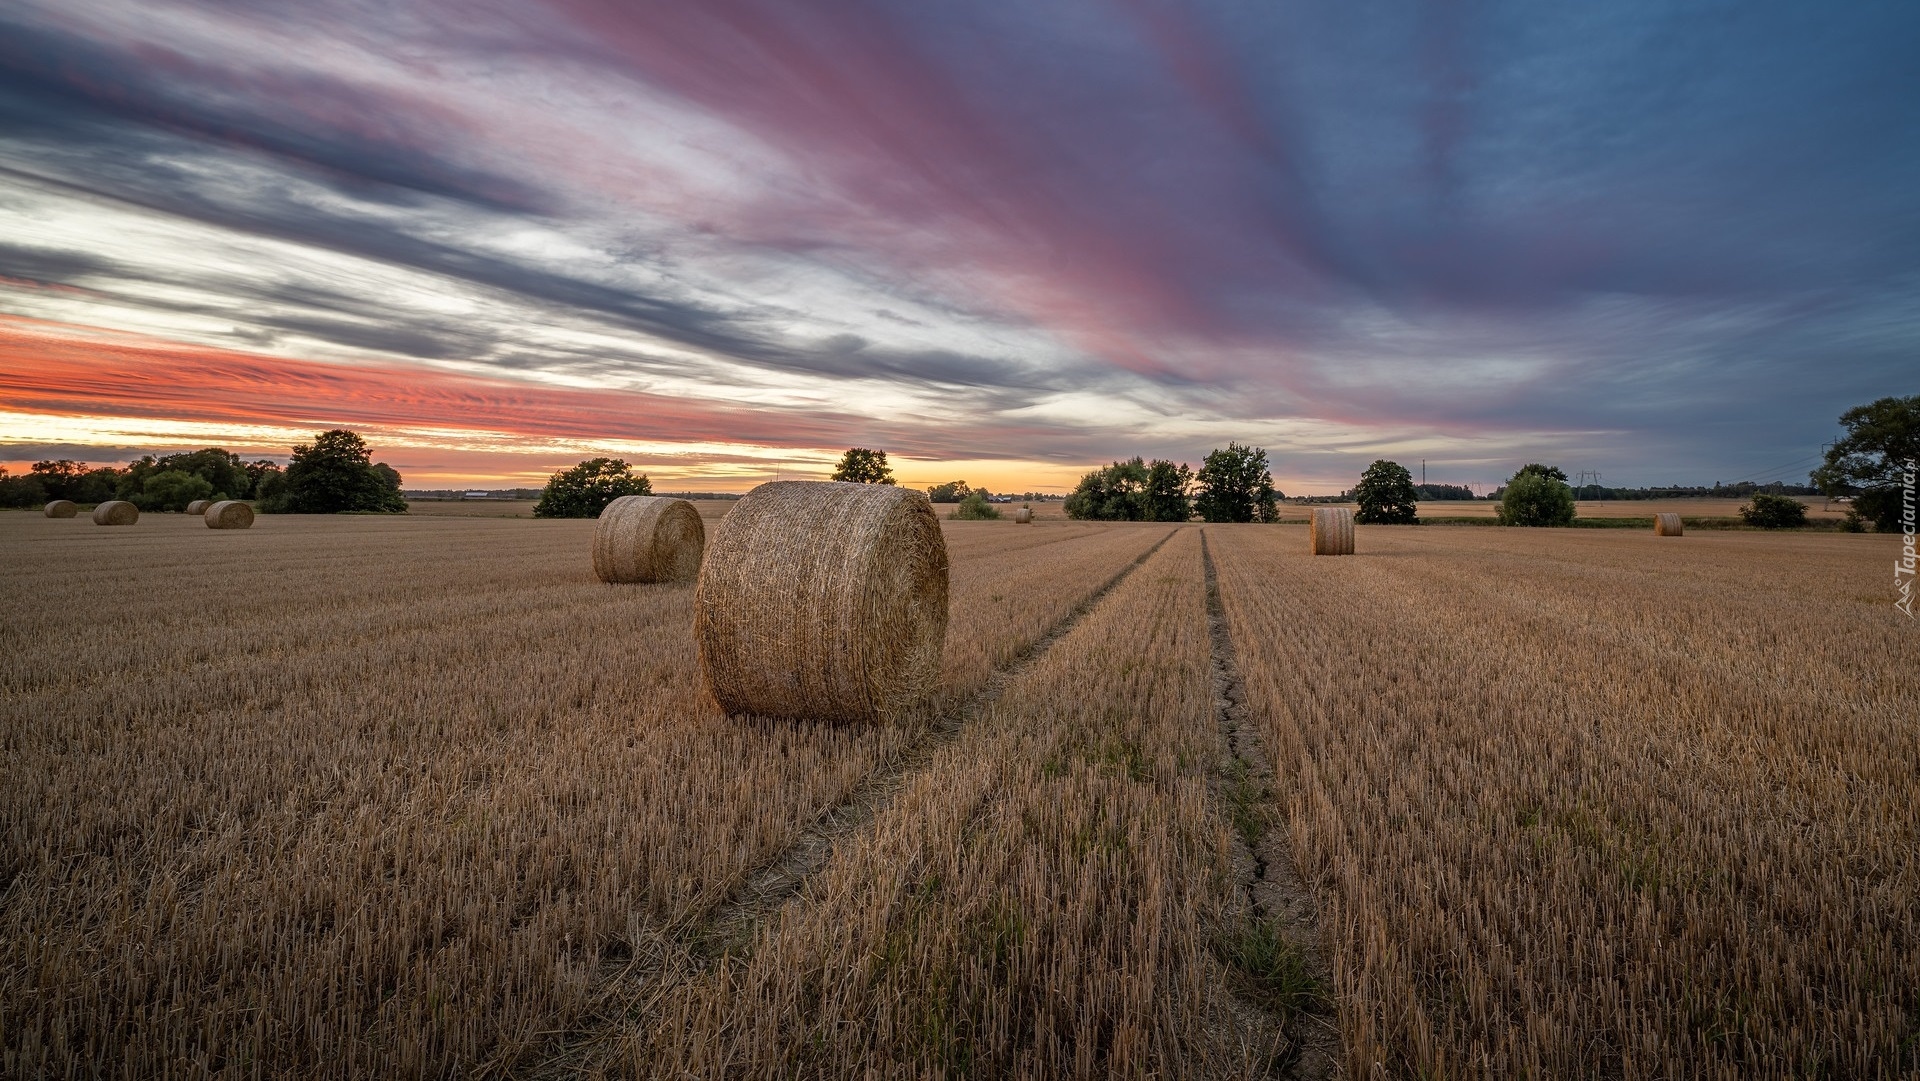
[92,500,139,526]
[204,500,254,530]
[185,499,211,515]
[1653,512,1684,537]
[1014,506,1033,524]
[696,480,949,723]
[43,499,78,518]
[592,495,704,583]
[1310,507,1354,556]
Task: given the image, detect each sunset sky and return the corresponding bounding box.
[2,0,1916,493]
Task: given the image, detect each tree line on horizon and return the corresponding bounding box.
[0,429,405,514]
[13,396,1909,529]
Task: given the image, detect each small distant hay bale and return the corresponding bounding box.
[1653,512,1684,537]
[696,480,949,723]
[592,495,704,583]
[92,500,139,526]
[44,500,78,518]
[1310,507,1354,556]
[204,500,254,530]
[1014,506,1033,524]
[186,499,211,515]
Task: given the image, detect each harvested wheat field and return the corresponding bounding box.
[1,511,1914,1079]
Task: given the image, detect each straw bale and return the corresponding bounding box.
[1653,512,1684,537]
[43,500,78,518]
[696,480,949,723]
[92,500,139,526]
[186,500,211,515]
[1311,507,1355,556]
[592,496,704,583]
[204,501,254,530]
[1014,506,1033,524]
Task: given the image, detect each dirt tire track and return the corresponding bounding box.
[1201,529,1339,1080]
[517,525,1180,1080]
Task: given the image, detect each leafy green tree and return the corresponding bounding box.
[26,460,121,504]
[1740,493,1809,528]
[926,480,972,503]
[534,458,652,518]
[830,448,896,485]
[1194,443,1280,523]
[263,430,406,514]
[158,448,248,500]
[1497,469,1576,526]
[1065,458,1150,520]
[0,467,47,508]
[1143,460,1193,522]
[1812,395,1919,532]
[244,460,282,499]
[950,491,1001,520]
[131,469,215,512]
[1514,463,1569,482]
[1353,460,1419,524]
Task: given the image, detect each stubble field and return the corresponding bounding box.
[1,510,1913,1079]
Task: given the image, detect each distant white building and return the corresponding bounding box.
[464,491,492,499]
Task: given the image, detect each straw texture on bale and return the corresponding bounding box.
[1653,512,1684,537]
[696,480,949,723]
[1014,506,1033,524]
[43,500,78,518]
[204,501,254,530]
[185,499,211,516]
[592,495,704,583]
[92,500,139,526]
[1311,506,1355,556]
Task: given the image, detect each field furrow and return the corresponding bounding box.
[600,528,1277,1079]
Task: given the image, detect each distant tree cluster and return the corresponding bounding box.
[1063,443,1280,523]
[949,491,1001,520]
[1353,460,1419,524]
[259,431,405,514]
[830,447,896,485]
[535,458,651,518]
[1497,464,1577,527]
[1741,493,1809,529]
[0,431,405,514]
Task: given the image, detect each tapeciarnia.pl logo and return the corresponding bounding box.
[1897,459,1916,618]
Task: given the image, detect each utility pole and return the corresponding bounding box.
[1421,459,1426,486]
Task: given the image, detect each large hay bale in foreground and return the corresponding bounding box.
[592,495,704,583]
[92,500,138,526]
[696,480,949,723]
[1310,507,1354,556]
[186,499,211,516]
[1014,506,1033,524]
[1653,512,1684,537]
[44,500,78,518]
[204,500,254,530]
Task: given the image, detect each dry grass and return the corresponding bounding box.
[0,512,1165,1079]
[624,528,1259,1079]
[1208,524,1918,1079]
[4,511,1912,1078]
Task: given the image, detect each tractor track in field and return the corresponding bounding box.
[516,526,1179,1080]
[1200,530,1339,1081]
